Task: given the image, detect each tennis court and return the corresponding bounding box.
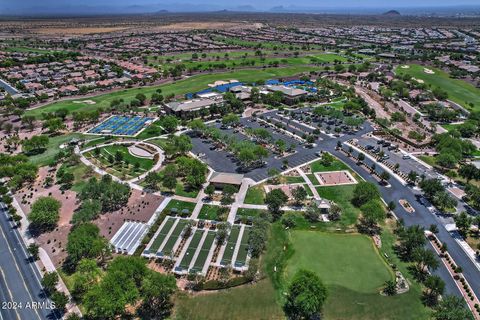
[148,217,175,253]
[220,225,241,266]
[161,219,189,256]
[178,229,205,270]
[234,227,251,267]
[191,231,216,273]
[88,115,155,136]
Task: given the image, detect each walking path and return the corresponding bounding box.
[297,167,321,200]
[227,178,254,223]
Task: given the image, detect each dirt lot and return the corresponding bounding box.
[150,22,246,31]
[15,167,79,267]
[94,189,164,240]
[31,27,131,35]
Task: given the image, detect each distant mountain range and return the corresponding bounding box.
[2,2,480,17]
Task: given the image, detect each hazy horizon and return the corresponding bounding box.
[2,0,480,16]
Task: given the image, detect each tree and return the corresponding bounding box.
[412,247,439,277]
[220,185,236,206]
[28,196,61,233]
[162,164,178,192]
[423,275,445,306]
[433,295,474,320]
[407,170,419,184]
[429,224,439,234]
[51,291,69,312]
[139,272,177,319]
[159,115,178,133]
[284,269,328,320]
[41,272,59,295]
[66,223,110,268]
[292,186,307,206]
[27,243,40,260]
[454,211,472,238]
[397,225,426,261]
[458,164,479,183]
[359,199,386,235]
[265,189,289,218]
[135,93,147,105]
[43,117,66,134]
[83,256,148,319]
[216,222,231,245]
[419,178,444,199]
[358,152,365,163]
[22,135,49,154]
[144,172,161,191]
[380,171,390,183]
[305,202,320,222]
[383,280,397,296]
[205,184,215,199]
[352,182,380,207]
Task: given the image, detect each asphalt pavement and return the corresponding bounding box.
[0,203,58,320]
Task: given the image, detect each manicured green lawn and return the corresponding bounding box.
[236,208,265,219]
[174,180,199,198]
[396,64,480,111]
[285,231,429,320]
[198,204,225,221]
[85,144,153,179]
[102,145,153,170]
[135,120,165,140]
[310,159,349,173]
[315,185,361,227]
[174,279,284,320]
[440,123,461,132]
[283,175,305,184]
[418,155,436,167]
[163,200,196,215]
[244,186,265,205]
[27,133,83,166]
[26,66,320,118]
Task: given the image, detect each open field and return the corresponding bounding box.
[198,204,224,221]
[25,66,320,118]
[396,64,480,111]
[316,184,361,227]
[285,231,429,320]
[27,133,84,166]
[156,53,349,71]
[173,279,284,320]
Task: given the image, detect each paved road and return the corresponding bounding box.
[0,203,58,320]
[316,134,477,298]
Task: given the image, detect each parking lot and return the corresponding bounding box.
[190,109,373,182]
[353,135,438,180]
[190,116,320,181]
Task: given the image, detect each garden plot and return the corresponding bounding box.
[233,226,251,269]
[190,231,217,275]
[160,219,189,257]
[176,229,206,272]
[218,224,251,270]
[144,216,176,255]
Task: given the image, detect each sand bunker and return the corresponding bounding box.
[412,78,424,84]
[423,68,435,74]
[401,65,410,69]
[73,100,96,105]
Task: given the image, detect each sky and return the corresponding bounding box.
[2,0,480,15]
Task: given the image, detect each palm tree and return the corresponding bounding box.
[413,247,439,276]
[423,275,445,306]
